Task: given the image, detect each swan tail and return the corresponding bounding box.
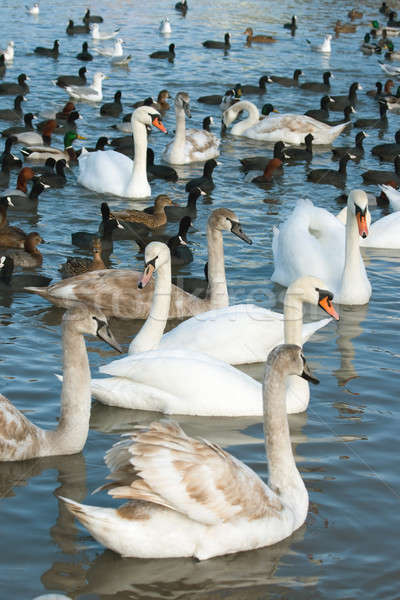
[24,285,49,297]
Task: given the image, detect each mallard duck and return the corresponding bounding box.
[21,131,86,162]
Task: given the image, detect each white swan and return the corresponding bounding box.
[379,184,400,211]
[223,100,348,145]
[91,23,120,40]
[78,105,167,198]
[94,38,124,57]
[272,190,371,305]
[0,306,121,461]
[337,200,400,249]
[163,92,220,164]
[65,72,107,102]
[63,344,318,560]
[91,242,329,415]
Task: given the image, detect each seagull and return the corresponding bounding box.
[94,38,124,57]
[306,34,332,52]
[91,23,120,40]
[26,3,39,14]
[159,17,172,34]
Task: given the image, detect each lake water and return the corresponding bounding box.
[0,0,399,598]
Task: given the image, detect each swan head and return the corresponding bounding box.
[132,106,167,132]
[208,208,252,244]
[285,276,339,320]
[138,241,171,288]
[265,345,319,386]
[175,92,191,117]
[348,189,369,238]
[62,306,122,352]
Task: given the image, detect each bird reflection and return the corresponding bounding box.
[333,303,368,389]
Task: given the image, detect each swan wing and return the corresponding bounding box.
[100,420,281,525]
[0,393,44,459]
[361,212,400,248]
[78,149,132,195]
[379,184,400,211]
[246,114,347,143]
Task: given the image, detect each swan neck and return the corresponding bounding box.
[340,205,362,297]
[231,102,259,134]
[283,292,303,345]
[207,223,228,309]
[128,119,149,194]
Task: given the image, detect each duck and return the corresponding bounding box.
[91,23,120,40]
[348,8,363,19]
[2,165,34,199]
[202,33,231,49]
[39,158,68,187]
[77,136,111,154]
[54,67,87,89]
[26,208,252,319]
[34,39,59,57]
[0,255,51,291]
[66,19,90,35]
[146,148,178,181]
[94,38,124,58]
[0,73,29,96]
[307,153,354,187]
[21,131,86,163]
[332,131,367,160]
[83,8,103,23]
[159,17,172,34]
[324,105,355,126]
[223,100,348,144]
[0,95,25,121]
[110,195,173,230]
[60,238,106,279]
[55,101,76,120]
[361,155,400,184]
[76,42,93,61]
[251,158,283,186]
[185,158,219,193]
[1,112,35,137]
[387,11,400,27]
[329,82,362,110]
[334,20,357,34]
[163,92,220,164]
[63,345,319,559]
[175,0,188,13]
[100,90,123,116]
[54,111,83,135]
[0,136,21,169]
[284,134,314,162]
[13,119,57,145]
[78,106,167,198]
[300,71,333,92]
[385,86,400,111]
[306,35,332,53]
[361,33,380,55]
[304,95,335,122]
[89,242,326,415]
[239,141,286,172]
[149,43,175,60]
[64,72,107,102]
[167,217,194,265]
[353,100,388,129]
[155,187,205,221]
[0,55,6,79]
[26,3,39,15]
[243,28,276,44]
[240,76,272,94]
[371,129,400,160]
[197,85,240,106]
[269,69,303,87]
[284,15,297,31]
[4,232,44,267]
[202,116,213,132]
[271,190,371,305]
[1,41,14,62]
[0,196,27,248]
[0,160,9,187]
[71,202,124,249]
[0,304,120,461]
[379,183,400,210]
[366,81,383,98]
[3,176,49,211]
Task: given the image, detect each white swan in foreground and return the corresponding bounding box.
[78,105,167,198]
[379,184,400,211]
[223,100,348,144]
[64,344,318,560]
[272,190,371,305]
[0,306,121,461]
[91,242,331,415]
[65,72,107,102]
[163,92,220,164]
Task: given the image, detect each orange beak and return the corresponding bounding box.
[138,263,155,289]
[152,117,167,133]
[356,212,368,238]
[319,296,339,320]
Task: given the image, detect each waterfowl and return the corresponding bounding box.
[307,153,354,187]
[158,187,205,221]
[338,202,400,248]
[0,55,6,78]
[4,232,44,267]
[223,100,348,144]
[149,43,175,60]
[34,40,59,57]
[55,110,83,135]
[72,202,124,249]
[239,141,286,172]
[55,101,76,120]
[64,72,107,102]
[94,38,124,58]
[39,158,68,187]
[361,155,400,184]
[92,23,120,40]
[4,176,49,211]
[163,92,220,164]
[385,86,400,111]
[348,8,363,19]
[100,90,122,117]
[26,3,39,15]
[284,134,314,162]
[185,158,219,193]
[324,104,355,126]
[78,106,167,198]
[300,71,333,92]
[1,41,14,62]
[387,11,400,27]
[146,148,178,181]
[367,81,383,98]
[284,15,297,31]
[159,17,172,34]
[60,238,106,279]
[0,255,51,291]
[2,166,34,199]
[0,160,9,187]
[27,208,252,319]
[202,33,231,49]
[167,217,194,265]
[271,191,371,305]
[66,19,90,35]
[304,95,335,122]
[83,8,103,23]
[379,183,400,210]
[240,76,272,94]
[380,2,390,15]
[332,131,367,160]
[354,99,388,128]
[243,28,276,44]
[371,129,400,160]
[76,42,93,61]
[361,33,380,54]
[202,116,213,132]
[0,136,21,169]
[334,20,357,34]
[269,69,302,87]
[14,118,57,146]
[0,73,29,96]
[0,305,120,461]
[1,112,35,137]
[251,158,283,185]
[306,35,332,52]
[330,82,362,110]
[21,131,86,163]
[0,95,25,121]
[113,195,174,230]
[30,156,56,175]
[0,196,27,248]
[175,0,188,12]
[55,67,87,88]
[77,136,111,155]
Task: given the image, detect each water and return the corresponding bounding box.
[0,0,399,598]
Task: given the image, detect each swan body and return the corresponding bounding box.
[92,23,120,40]
[65,72,107,102]
[163,92,220,164]
[379,184,400,210]
[223,100,348,145]
[272,191,371,305]
[78,105,166,198]
[64,345,316,559]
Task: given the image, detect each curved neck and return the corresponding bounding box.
[170,105,186,162]
[283,291,303,345]
[126,118,149,195]
[340,204,364,300]
[231,102,260,135]
[129,261,172,353]
[207,223,228,309]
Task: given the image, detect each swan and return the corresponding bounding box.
[222,100,349,145]
[271,190,372,305]
[0,305,121,461]
[63,344,318,559]
[91,242,329,415]
[27,208,252,319]
[64,72,107,102]
[163,92,220,164]
[337,199,400,249]
[77,105,167,198]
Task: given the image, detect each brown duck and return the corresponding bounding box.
[0,196,27,248]
[111,194,173,229]
[59,238,106,279]
[4,232,44,266]
[243,27,276,44]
